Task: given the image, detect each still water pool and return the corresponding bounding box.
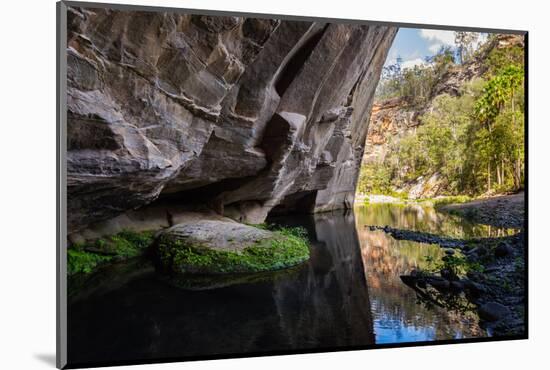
[68,204,514,366]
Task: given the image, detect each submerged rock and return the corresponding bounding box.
[155,220,310,274]
[495,242,513,258]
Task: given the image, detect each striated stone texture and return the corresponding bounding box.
[66,6,397,232]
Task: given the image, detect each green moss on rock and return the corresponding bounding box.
[68,230,155,275]
[157,225,310,274]
[67,249,113,275]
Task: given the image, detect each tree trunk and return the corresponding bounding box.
[487,162,491,192]
[511,88,516,126]
[516,157,522,188]
[501,160,505,187]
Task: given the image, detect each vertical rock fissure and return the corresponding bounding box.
[274,24,329,96]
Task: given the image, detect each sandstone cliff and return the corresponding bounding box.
[363,34,524,198]
[66,6,397,234]
[366,34,524,163]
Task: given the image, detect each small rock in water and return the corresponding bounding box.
[477,247,488,256]
[400,275,418,287]
[450,281,464,291]
[427,277,450,290]
[417,279,427,289]
[467,271,484,281]
[495,242,513,258]
[463,279,487,295]
[478,302,511,321]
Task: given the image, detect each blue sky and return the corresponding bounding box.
[385,27,487,69]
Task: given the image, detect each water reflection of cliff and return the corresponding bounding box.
[269,212,375,349]
[68,212,375,365]
[355,205,486,343]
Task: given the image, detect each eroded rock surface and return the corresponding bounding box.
[160,220,273,253]
[156,221,310,274]
[66,5,397,232]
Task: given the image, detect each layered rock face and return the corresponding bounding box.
[66,6,397,233]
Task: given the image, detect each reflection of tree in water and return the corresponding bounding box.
[412,285,477,317]
[355,205,487,341]
[360,231,442,278]
[356,203,516,239]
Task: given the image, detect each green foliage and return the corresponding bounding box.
[485,42,524,77]
[67,230,155,275]
[357,163,392,195]
[364,36,525,198]
[472,64,524,192]
[107,230,155,258]
[158,226,310,274]
[360,55,524,198]
[67,249,113,275]
[424,252,483,278]
[379,85,482,194]
[429,195,472,208]
[474,65,523,126]
[375,47,455,105]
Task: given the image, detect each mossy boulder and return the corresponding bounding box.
[156,220,310,274]
[68,230,155,275]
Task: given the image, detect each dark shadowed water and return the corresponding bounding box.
[68,204,514,366]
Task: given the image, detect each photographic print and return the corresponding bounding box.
[57,1,527,368]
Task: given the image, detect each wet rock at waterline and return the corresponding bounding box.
[66,6,397,233]
[478,302,511,322]
[155,221,310,274]
[495,242,513,258]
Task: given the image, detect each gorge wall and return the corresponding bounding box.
[366,34,525,162]
[66,6,397,235]
[363,34,524,199]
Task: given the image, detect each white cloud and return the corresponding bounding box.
[401,58,429,70]
[420,29,456,47]
[428,43,444,54]
[420,29,456,56]
[420,30,489,57]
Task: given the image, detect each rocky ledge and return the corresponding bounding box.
[155,220,310,274]
[440,192,525,228]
